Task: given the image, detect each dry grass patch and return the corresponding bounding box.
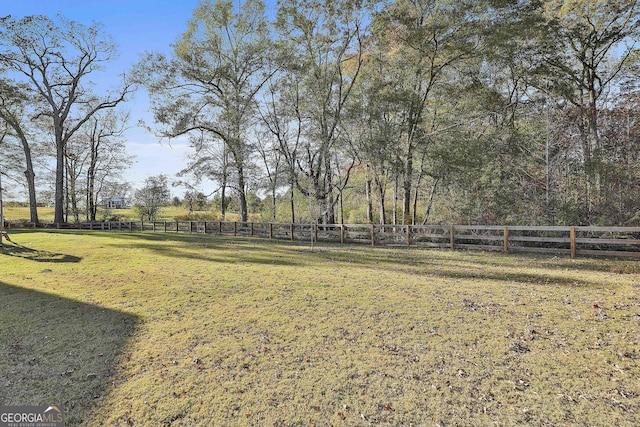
[1,230,639,426]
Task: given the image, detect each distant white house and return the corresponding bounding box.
[103,197,126,209]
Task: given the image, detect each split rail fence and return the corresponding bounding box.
[11,220,640,258]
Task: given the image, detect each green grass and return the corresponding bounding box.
[3,205,56,222]
[3,205,218,223]
[1,230,639,426]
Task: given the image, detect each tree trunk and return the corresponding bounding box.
[289,181,295,224]
[403,184,411,225]
[393,176,398,225]
[87,175,96,221]
[375,175,386,225]
[24,169,38,224]
[412,172,424,226]
[323,155,335,224]
[271,186,277,222]
[221,149,228,220]
[20,140,39,224]
[86,137,99,221]
[365,176,373,223]
[236,163,248,224]
[421,175,441,225]
[412,153,428,225]
[403,148,413,225]
[9,124,40,224]
[54,129,65,224]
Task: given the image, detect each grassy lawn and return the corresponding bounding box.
[2,205,215,223]
[1,230,639,426]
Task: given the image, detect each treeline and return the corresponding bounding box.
[0,15,133,224]
[2,1,640,226]
[139,0,640,226]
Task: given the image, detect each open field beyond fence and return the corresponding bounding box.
[11,220,640,258]
[1,230,639,426]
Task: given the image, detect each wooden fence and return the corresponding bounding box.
[9,220,640,258]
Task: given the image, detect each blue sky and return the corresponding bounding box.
[4,0,213,195]
[7,0,201,66]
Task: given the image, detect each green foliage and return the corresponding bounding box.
[6,1,640,227]
[183,191,207,211]
[133,175,171,221]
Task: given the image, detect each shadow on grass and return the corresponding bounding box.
[0,281,139,425]
[63,230,303,266]
[8,229,303,266]
[0,243,81,263]
[309,245,603,287]
[11,229,629,279]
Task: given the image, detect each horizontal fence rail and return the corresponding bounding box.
[7,221,640,258]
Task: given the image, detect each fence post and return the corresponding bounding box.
[251,222,254,236]
[406,225,411,247]
[314,224,318,242]
[129,221,133,232]
[175,221,179,232]
[269,223,273,239]
[290,223,294,241]
[234,222,237,236]
[503,226,509,253]
[570,226,576,258]
[450,225,455,250]
[340,224,345,244]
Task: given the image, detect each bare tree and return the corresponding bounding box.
[84,110,131,221]
[531,0,640,220]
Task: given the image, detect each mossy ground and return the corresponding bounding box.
[1,230,639,426]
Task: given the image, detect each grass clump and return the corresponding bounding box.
[1,230,639,426]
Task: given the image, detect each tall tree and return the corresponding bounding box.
[255,124,286,221]
[84,110,130,221]
[274,0,366,224]
[0,15,133,224]
[371,0,482,224]
[0,78,39,223]
[139,0,272,223]
[61,109,130,222]
[531,0,640,221]
[259,75,304,223]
